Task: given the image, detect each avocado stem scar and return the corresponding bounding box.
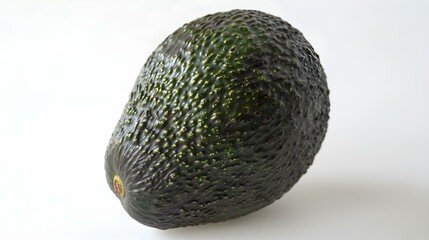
[113,175,125,198]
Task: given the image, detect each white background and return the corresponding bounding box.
[1,0,428,239]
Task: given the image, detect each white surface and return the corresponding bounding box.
[1,0,428,239]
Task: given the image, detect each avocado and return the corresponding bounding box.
[105,9,329,229]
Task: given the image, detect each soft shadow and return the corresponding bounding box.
[159,179,429,240]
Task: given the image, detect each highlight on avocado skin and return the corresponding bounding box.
[105,9,330,229]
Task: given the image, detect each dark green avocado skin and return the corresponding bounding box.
[105,9,329,229]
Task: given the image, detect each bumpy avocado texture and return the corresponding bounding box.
[105,9,329,229]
